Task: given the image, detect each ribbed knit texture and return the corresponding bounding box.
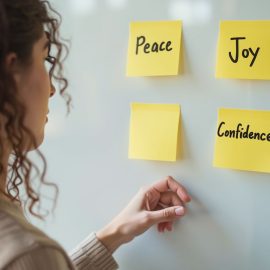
[0,199,118,270]
[69,234,119,270]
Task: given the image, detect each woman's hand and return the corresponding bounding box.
[96,176,191,254]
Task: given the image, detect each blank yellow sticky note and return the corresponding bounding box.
[216,20,270,80]
[126,20,182,76]
[213,108,270,173]
[129,103,181,161]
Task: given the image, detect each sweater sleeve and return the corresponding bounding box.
[5,246,72,270]
[69,232,118,270]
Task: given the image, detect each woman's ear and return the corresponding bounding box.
[5,52,22,86]
[5,52,18,71]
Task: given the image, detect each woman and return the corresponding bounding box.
[0,0,191,269]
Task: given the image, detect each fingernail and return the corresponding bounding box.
[175,207,184,216]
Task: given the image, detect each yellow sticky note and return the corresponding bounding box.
[129,103,181,161]
[213,108,270,173]
[216,20,270,80]
[126,20,182,76]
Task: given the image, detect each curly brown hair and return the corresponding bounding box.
[0,0,71,220]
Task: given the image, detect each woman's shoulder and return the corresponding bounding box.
[0,208,59,246]
[0,203,70,269]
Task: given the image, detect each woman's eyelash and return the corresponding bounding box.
[45,56,55,64]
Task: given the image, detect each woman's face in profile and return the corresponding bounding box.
[13,31,55,150]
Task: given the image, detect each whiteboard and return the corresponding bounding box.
[32,0,270,269]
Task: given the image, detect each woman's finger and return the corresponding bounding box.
[159,191,183,207]
[152,176,191,203]
[159,221,173,232]
[147,205,186,226]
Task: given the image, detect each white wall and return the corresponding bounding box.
[32,1,270,269]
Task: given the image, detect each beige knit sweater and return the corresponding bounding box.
[0,198,119,270]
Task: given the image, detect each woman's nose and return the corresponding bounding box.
[50,84,56,97]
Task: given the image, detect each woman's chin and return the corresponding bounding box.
[35,132,45,148]
[24,132,45,152]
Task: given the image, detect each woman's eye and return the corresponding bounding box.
[45,56,55,64]
[44,56,55,72]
